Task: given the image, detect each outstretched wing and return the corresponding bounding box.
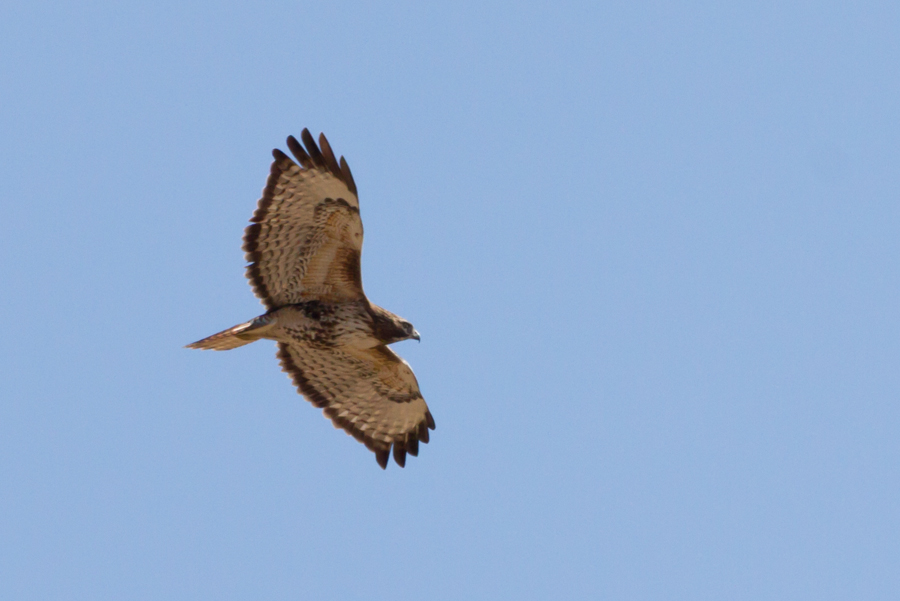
[243,130,363,309]
[276,341,435,468]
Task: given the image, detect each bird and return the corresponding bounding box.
[187,129,433,469]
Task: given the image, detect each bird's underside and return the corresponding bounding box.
[187,130,433,469]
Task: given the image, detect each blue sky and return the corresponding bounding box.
[2,1,899,599]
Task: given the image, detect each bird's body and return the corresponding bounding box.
[188,130,433,469]
[268,300,410,350]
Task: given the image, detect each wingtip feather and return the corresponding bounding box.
[300,129,325,166]
[286,135,311,167]
[393,443,407,468]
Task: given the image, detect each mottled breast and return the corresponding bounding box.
[270,300,379,349]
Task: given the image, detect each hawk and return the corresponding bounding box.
[188,130,433,469]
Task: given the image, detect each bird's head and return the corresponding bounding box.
[371,305,421,344]
[400,320,421,343]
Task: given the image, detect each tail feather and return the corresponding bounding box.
[186,316,273,351]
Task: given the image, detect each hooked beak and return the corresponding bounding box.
[411,329,421,342]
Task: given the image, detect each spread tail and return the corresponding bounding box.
[186,315,274,351]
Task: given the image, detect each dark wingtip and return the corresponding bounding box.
[375,449,389,470]
[286,135,311,167]
[406,433,419,457]
[318,133,342,174]
[300,129,325,166]
[392,443,407,468]
[282,130,358,195]
[339,156,358,195]
[426,411,436,430]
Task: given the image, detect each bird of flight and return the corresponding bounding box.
[187,130,433,469]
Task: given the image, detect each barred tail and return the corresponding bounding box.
[186,315,274,351]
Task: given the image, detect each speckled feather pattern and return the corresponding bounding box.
[243,146,364,308]
[276,341,432,466]
[190,130,434,469]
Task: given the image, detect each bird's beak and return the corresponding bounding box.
[411,329,421,342]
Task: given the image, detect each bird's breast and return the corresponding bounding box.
[269,301,380,348]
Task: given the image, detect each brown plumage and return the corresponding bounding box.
[187,130,433,469]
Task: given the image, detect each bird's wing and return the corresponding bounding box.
[276,341,435,468]
[243,130,364,309]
